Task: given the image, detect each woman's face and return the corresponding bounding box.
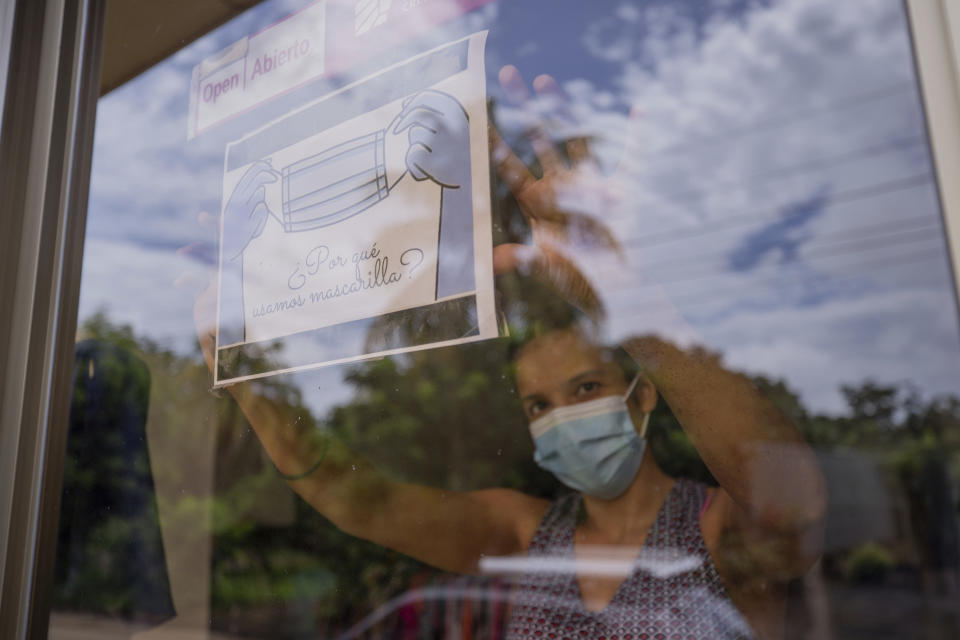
[514,328,655,426]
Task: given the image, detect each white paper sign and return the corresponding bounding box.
[215,32,496,385]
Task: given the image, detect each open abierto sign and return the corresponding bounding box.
[214,32,499,386]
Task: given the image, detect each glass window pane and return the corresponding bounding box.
[47,1,960,638]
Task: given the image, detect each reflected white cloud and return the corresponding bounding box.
[499,0,960,412]
[78,0,960,417]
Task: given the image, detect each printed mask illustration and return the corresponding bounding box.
[278,90,472,234]
[280,128,405,232]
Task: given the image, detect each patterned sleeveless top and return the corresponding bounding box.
[504,478,754,640]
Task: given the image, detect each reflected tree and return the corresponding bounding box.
[64,302,960,637]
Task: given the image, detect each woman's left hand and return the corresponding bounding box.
[490,65,641,318]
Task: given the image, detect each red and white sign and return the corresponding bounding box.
[189,1,326,139]
[188,0,495,139]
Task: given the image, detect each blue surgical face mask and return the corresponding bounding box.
[529,375,648,500]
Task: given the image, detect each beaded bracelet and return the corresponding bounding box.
[274,437,330,481]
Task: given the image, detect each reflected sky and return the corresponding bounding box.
[79,0,960,415]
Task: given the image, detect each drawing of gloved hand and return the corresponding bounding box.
[392,90,475,298]
[222,160,278,261]
[393,90,471,190]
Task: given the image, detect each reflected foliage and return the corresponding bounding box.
[329,344,555,494]
[54,325,174,622]
[58,312,960,637]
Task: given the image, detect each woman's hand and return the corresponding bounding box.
[174,211,220,372]
[175,210,327,477]
[490,65,641,318]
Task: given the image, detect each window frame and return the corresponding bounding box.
[0,0,105,637]
[906,0,960,312]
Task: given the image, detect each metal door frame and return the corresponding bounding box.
[0,0,105,637]
[906,0,960,312]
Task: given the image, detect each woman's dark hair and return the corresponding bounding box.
[500,274,636,382]
[501,274,596,358]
